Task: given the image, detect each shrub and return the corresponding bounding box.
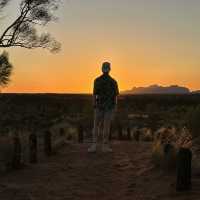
[152,127,178,170]
[143,129,153,141]
[186,105,200,138]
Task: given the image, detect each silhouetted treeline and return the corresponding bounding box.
[0,93,199,133]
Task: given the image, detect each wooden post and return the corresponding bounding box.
[29,132,38,163]
[12,133,22,169]
[134,130,140,142]
[118,125,123,140]
[163,143,176,170]
[127,127,131,140]
[109,125,114,141]
[176,148,192,191]
[59,128,65,136]
[78,125,84,143]
[44,130,52,156]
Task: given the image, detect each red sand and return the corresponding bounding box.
[0,141,199,200]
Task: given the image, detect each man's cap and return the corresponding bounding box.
[102,62,111,73]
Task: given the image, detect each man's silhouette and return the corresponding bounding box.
[88,62,119,153]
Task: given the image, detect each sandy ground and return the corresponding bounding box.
[0,141,200,200]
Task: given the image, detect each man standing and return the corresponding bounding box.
[88,62,119,153]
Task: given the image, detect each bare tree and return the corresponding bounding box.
[0,51,12,88]
[0,0,61,53]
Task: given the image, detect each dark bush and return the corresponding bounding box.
[187,105,200,138]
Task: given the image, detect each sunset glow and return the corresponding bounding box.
[1,0,200,93]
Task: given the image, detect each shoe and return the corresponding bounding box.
[88,144,97,153]
[102,144,113,153]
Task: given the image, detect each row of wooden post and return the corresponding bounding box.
[77,125,141,143]
[11,126,85,170]
[11,126,141,169]
[112,126,141,141]
[77,125,141,142]
[11,130,52,169]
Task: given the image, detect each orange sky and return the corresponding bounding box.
[1,0,200,93]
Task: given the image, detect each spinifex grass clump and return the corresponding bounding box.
[142,128,153,142]
[152,127,177,169]
[152,127,192,170]
[176,128,192,149]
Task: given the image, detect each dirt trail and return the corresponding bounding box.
[0,141,200,200]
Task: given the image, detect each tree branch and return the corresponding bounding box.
[0,0,61,53]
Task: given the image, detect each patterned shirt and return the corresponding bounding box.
[93,74,119,110]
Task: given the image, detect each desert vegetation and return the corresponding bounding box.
[0,93,200,139]
[0,93,200,199]
[0,93,199,173]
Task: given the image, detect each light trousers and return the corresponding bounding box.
[92,108,114,144]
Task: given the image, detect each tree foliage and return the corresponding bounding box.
[0,0,61,53]
[0,51,12,87]
[0,0,10,9]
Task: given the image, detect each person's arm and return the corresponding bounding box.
[114,81,119,111]
[115,81,119,105]
[115,96,118,106]
[93,94,98,108]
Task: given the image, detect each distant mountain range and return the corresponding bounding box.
[122,85,200,94]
